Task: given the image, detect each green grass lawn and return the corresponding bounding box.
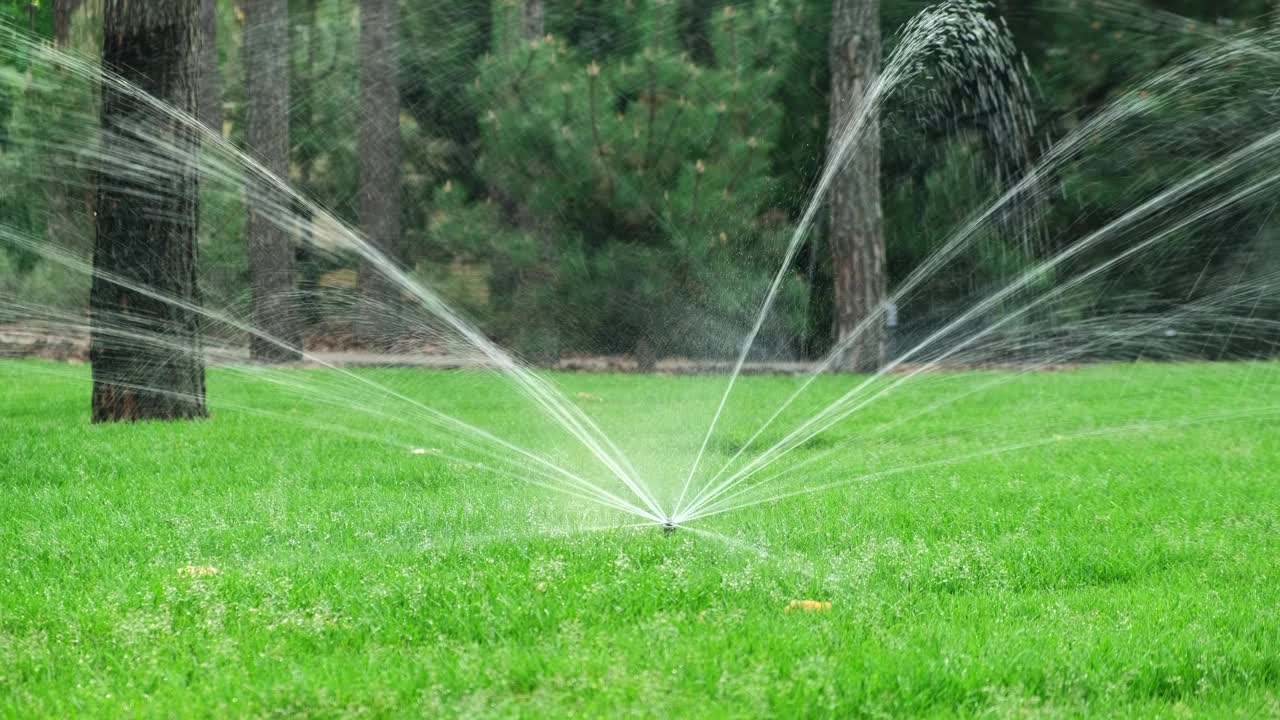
[2,359,1279,717]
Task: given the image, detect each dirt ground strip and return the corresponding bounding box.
[0,324,1080,375]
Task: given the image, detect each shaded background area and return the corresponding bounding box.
[2,0,1279,366]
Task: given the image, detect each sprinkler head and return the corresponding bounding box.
[662,521,677,535]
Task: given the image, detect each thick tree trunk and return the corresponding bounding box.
[827,0,886,372]
[196,0,222,134]
[53,0,85,46]
[357,0,401,348]
[245,0,300,362]
[90,0,207,422]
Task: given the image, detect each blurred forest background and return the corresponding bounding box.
[2,0,1279,365]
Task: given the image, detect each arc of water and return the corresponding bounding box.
[1,29,667,521]
[0,229,663,523]
[689,282,1280,519]
[684,170,1280,521]
[673,99,1135,518]
[677,37,1264,519]
[687,405,1280,523]
[673,12,941,513]
[5,350,653,515]
[678,128,1280,521]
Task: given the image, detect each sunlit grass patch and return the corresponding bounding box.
[1,360,1279,717]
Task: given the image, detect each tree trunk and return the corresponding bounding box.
[48,0,91,257]
[357,0,401,348]
[53,0,86,46]
[523,0,544,39]
[244,0,300,362]
[90,0,207,422]
[48,0,100,258]
[196,0,222,134]
[827,0,885,372]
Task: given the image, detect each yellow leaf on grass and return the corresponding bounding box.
[785,600,831,613]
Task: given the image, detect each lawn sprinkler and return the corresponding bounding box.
[662,520,678,535]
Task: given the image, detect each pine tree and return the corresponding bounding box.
[357,0,402,348]
[245,0,301,361]
[432,1,805,359]
[827,0,885,372]
[196,0,221,134]
[90,0,207,422]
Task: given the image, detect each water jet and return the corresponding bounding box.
[0,0,1277,537]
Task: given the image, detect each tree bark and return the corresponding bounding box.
[245,0,301,362]
[357,0,401,348]
[196,0,222,134]
[48,0,98,258]
[90,0,207,422]
[53,0,86,46]
[827,0,885,372]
